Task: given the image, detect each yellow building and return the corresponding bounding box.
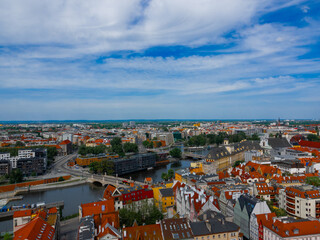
[152,184,174,212]
[159,188,174,212]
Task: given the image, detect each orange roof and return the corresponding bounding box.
[14,217,55,240]
[13,210,32,218]
[123,224,163,240]
[60,139,72,145]
[264,218,320,237]
[81,199,115,217]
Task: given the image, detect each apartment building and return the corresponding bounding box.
[279,185,320,219]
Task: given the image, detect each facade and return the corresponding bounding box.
[279,185,320,219]
[175,182,220,221]
[263,216,320,240]
[159,188,174,212]
[112,153,157,175]
[250,212,276,240]
[233,194,270,239]
[252,182,275,201]
[0,160,10,175]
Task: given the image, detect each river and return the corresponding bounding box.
[0,159,193,233]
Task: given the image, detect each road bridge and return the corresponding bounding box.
[86,173,144,187]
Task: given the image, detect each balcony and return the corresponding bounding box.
[286,207,295,214]
[286,197,295,204]
[286,203,295,210]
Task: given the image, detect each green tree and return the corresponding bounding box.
[123,143,138,153]
[142,140,153,149]
[119,201,163,227]
[58,176,65,182]
[307,134,320,142]
[169,148,181,159]
[2,232,13,240]
[15,141,25,147]
[233,160,244,168]
[9,169,23,184]
[161,172,168,181]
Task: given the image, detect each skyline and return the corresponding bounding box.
[1,0,320,120]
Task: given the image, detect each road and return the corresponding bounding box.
[49,153,144,186]
[60,217,78,240]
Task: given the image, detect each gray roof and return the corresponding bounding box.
[268,138,291,149]
[190,218,239,236]
[206,146,230,160]
[78,216,95,240]
[160,188,174,197]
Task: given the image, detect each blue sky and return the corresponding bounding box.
[0,0,319,120]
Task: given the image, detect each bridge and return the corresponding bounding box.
[86,173,144,187]
[183,152,205,159]
[0,201,64,221]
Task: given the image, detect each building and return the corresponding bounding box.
[175,182,220,221]
[252,182,275,201]
[263,216,320,240]
[122,223,163,240]
[0,160,10,175]
[190,210,242,240]
[218,189,249,221]
[159,188,174,212]
[233,194,270,239]
[279,185,320,219]
[79,199,120,238]
[59,139,73,155]
[77,216,95,240]
[160,218,193,240]
[250,212,276,240]
[13,207,60,240]
[75,154,119,166]
[206,140,262,173]
[112,153,157,175]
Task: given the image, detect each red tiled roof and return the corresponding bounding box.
[299,140,320,149]
[13,210,32,218]
[14,217,55,240]
[123,224,163,240]
[60,139,72,145]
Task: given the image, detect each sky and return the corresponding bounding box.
[0,0,319,121]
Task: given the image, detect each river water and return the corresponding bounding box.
[0,159,193,233]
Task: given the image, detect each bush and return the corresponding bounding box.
[58,177,65,182]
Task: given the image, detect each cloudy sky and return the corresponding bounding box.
[0,0,319,120]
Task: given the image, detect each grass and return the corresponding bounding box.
[61,213,79,221]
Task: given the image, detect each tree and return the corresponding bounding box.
[58,176,65,182]
[9,169,23,184]
[123,143,138,153]
[233,160,244,168]
[15,141,25,147]
[119,201,163,227]
[2,232,13,240]
[142,140,153,149]
[307,134,320,142]
[156,142,162,148]
[169,148,181,159]
[161,172,169,181]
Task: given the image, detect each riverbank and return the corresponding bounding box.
[0,177,87,204]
